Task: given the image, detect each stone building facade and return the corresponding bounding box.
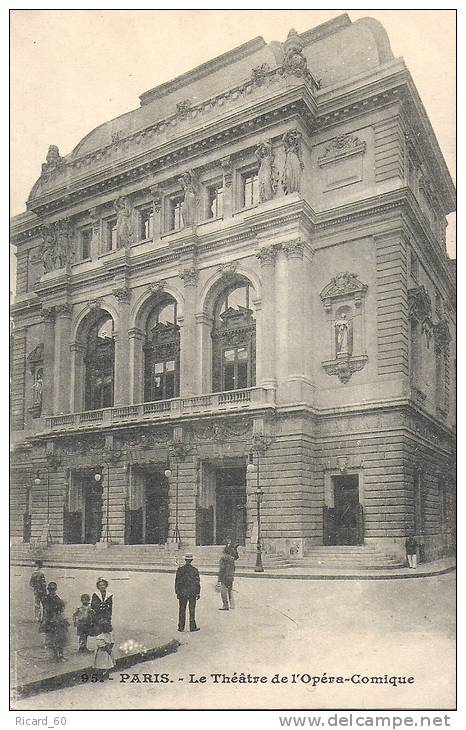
[11,15,456,563]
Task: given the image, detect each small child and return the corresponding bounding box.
[29,560,46,622]
[41,581,69,662]
[94,620,115,678]
[73,594,95,653]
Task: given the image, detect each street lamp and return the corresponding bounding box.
[247,452,264,573]
[33,464,53,545]
[94,462,111,543]
[164,463,180,545]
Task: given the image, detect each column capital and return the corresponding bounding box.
[128,327,145,341]
[54,302,72,318]
[41,305,56,323]
[180,267,199,287]
[112,286,131,303]
[256,244,281,266]
[283,239,305,259]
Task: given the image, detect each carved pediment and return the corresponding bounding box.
[320,272,368,303]
[408,286,432,322]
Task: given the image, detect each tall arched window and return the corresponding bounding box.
[212,282,256,392]
[144,297,180,401]
[84,313,115,410]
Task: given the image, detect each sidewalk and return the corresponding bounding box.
[11,556,456,580]
[11,616,180,699]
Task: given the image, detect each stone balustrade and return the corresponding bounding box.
[44,387,273,432]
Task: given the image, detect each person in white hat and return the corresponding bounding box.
[175,554,201,632]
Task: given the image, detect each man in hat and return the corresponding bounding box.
[29,559,47,622]
[175,553,200,632]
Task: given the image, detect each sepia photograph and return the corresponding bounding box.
[9,9,456,714]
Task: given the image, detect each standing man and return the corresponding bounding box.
[217,545,237,610]
[175,553,200,632]
[29,559,47,622]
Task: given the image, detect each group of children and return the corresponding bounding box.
[29,561,115,673]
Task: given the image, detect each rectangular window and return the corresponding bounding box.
[208,185,224,219]
[105,218,118,252]
[139,207,153,240]
[168,198,183,232]
[242,172,259,208]
[80,228,92,261]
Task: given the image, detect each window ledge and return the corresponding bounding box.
[72,257,92,266]
[233,205,258,217]
[197,215,223,227]
[98,248,119,259]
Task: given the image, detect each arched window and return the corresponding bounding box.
[212,282,256,392]
[84,313,115,410]
[144,297,180,401]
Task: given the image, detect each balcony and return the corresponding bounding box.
[44,387,274,433]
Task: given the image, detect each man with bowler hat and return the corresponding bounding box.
[175,553,200,632]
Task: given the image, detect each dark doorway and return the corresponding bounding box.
[144,473,169,544]
[84,479,103,544]
[215,466,247,546]
[326,475,363,546]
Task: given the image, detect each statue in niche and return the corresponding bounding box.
[55,220,72,268]
[40,227,56,273]
[335,312,353,357]
[31,369,43,413]
[255,140,277,203]
[282,130,304,194]
[179,171,198,227]
[114,196,134,248]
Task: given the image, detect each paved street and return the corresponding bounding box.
[12,565,455,710]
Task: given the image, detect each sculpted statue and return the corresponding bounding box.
[335,313,353,357]
[179,171,199,227]
[114,196,134,248]
[282,29,309,78]
[39,220,73,273]
[40,227,56,273]
[31,370,43,412]
[255,141,276,203]
[282,129,304,194]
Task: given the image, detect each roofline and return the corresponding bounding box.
[139,36,266,106]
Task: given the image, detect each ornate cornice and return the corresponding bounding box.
[318,134,366,166]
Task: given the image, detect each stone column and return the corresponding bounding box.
[257,245,279,389]
[284,240,305,379]
[129,327,146,404]
[179,268,198,396]
[41,307,56,417]
[113,287,131,406]
[53,303,72,414]
[221,157,233,218]
[195,313,213,394]
[70,341,86,412]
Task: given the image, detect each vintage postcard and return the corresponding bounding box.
[10,9,456,716]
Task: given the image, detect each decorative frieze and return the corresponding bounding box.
[175,99,192,119]
[250,63,271,86]
[193,418,252,442]
[318,134,367,166]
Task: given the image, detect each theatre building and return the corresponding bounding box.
[10,15,456,566]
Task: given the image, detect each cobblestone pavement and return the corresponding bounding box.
[12,566,455,710]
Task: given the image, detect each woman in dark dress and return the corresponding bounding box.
[40,581,69,661]
[90,578,113,633]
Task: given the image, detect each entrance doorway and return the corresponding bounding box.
[84,479,103,544]
[324,475,363,546]
[125,469,169,544]
[215,466,247,546]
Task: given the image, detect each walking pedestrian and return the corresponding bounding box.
[72,593,95,653]
[217,545,236,610]
[90,578,113,633]
[175,553,200,632]
[29,559,46,622]
[405,535,418,569]
[41,581,69,662]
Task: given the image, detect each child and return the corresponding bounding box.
[41,581,69,661]
[72,593,95,653]
[405,535,418,569]
[29,560,46,622]
[94,620,115,678]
